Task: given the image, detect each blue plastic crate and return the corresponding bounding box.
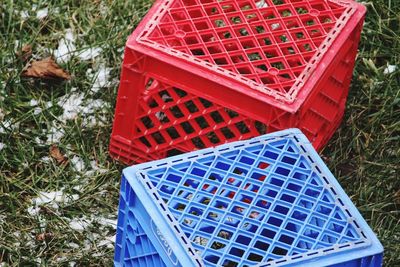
[114,129,383,267]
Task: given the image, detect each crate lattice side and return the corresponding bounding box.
[138,0,356,103]
[141,136,368,266]
[115,130,382,267]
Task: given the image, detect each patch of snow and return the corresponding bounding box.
[29,99,38,106]
[33,107,42,115]
[0,120,19,134]
[271,23,280,30]
[84,116,98,127]
[40,156,51,162]
[32,191,79,205]
[57,92,84,121]
[98,235,115,249]
[36,8,48,19]
[82,99,107,114]
[90,65,112,93]
[99,2,108,16]
[69,217,91,231]
[256,0,268,8]
[161,93,172,102]
[88,232,100,241]
[45,101,53,108]
[77,47,102,61]
[83,109,109,128]
[27,206,40,216]
[384,64,397,75]
[29,99,42,115]
[52,30,103,63]
[56,90,110,127]
[37,216,48,228]
[71,156,85,172]
[0,120,11,133]
[155,111,167,121]
[96,217,117,230]
[28,190,80,220]
[68,242,80,249]
[54,29,76,63]
[20,10,30,19]
[25,239,36,250]
[73,184,84,192]
[11,232,22,247]
[84,161,108,176]
[0,143,5,151]
[83,239,92,251]
[46,124,65,144]
[64,215,119,252]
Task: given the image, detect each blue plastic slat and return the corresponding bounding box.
[114,129,383,267]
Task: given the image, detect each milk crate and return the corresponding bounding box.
[109,0,366,164]
[114,129,383,267]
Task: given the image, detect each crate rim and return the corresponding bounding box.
[125,0,367,112]
[121,128,383,267]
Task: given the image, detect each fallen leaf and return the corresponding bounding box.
[16,44,32,62]
[49,144,68,166]
[22,57,71,80]
[36,232,54,241]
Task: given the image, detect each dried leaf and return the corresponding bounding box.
[49,144,68,166]
[16,44,32,62]
[36,232,54,241]
[36,233,45,241]
[22,57,71,80]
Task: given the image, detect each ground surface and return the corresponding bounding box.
[0,0,399,266]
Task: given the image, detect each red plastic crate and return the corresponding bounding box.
[110,0,366,164]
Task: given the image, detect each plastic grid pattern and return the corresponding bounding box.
[109,0,366,164]
[133,79,269,154]
[138,0,356,102]
[114,129,383,267]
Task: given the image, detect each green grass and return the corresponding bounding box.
[0,0,399,266]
